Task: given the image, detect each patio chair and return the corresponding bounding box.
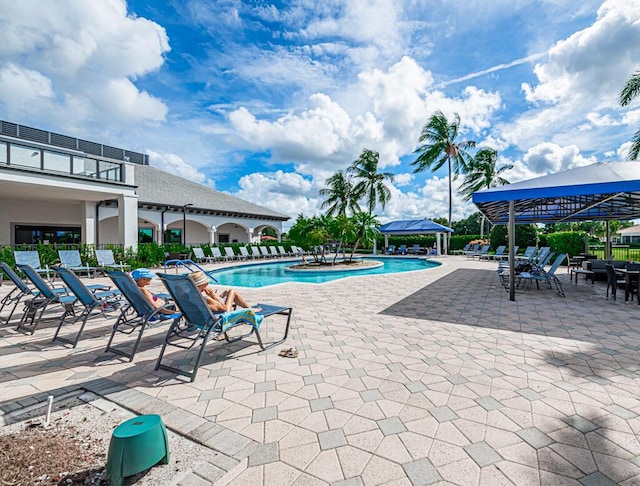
[259,246,271,258]
[278,246,290,257]
[211,247,225,262]
[469,245,490,260]
[463,244,480,257]
[605,264,627,301]
[396,244,407,255]
[250,246,263,259]
[224,247,238,261]
[58,250,99,278]
[453,243,470,255]
[51,267,122,347]
[519,253,568,297]
[155,273,293,382]
[192,247,216,264]
[104,271,181,361]
[516,246,537,262]
[0,262,41,325]
[269,246,280,258]
[384,245,396,255]
[16,264,77,334]
[408,244,423,255]
[482,245,505,261]
[95,249,131,273]
[239,246,251,260]
[14,250,52,281]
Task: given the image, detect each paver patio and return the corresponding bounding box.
[0,256,639,485]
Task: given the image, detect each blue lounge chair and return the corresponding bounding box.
[469,245,490,260]
[16,264,77,334]
[95,249,131,273]
[155,273,293,382]
[384,245,396,255]
[482,245,505,261]
[396,244,407,255]
[58,250,100,278]
[520,253,568,297]
[463,244,480,257]
[104,271,181,361]
[0,262,41,325]
[51,267,122,347]
[14,250,52,281]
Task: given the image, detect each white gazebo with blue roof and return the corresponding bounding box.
[377,219,454,255]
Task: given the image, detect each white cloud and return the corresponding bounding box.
[148,150,213,187]
[0,0,170,129]
[522,142,596,173]
[393,173,414,186]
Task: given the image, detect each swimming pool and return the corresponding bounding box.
[212,257,441,288]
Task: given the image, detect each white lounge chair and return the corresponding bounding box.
[239,247,251,260]
[211,247,225,262]
[278,246,290,257]
[192,247,216,264]
[269,246,280,258]
[250,246,263,259]
[224,247,238,261]
[259,247,271,258]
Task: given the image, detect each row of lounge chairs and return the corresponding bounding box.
[192,245,305,263]
[11,249,129,281]
[0,263,293,382]
[496,246,568,297]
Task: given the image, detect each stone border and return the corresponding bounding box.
[0,378,252,485]
[284,259,383,273]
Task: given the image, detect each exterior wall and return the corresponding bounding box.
[0,199,83,244]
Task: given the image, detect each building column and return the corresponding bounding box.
[208,226,217,245]
[247,228,253,245]
[118,194,138,251]
[84,201,97,246]
[436,233,441,256]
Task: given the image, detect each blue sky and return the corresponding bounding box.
[1,0,640,229]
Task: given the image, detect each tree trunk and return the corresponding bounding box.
[447,157,452,252]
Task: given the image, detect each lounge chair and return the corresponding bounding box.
[384,245,396,255]
[250,246,263,259]
[482,245,504,261]
[259,246,271,258]
[267,246,279,258]
[192,247,216,264]
[58,250,99,278]
[463,244,480,257]
[0,262,41,325]
[396,244,407,255]
[211,247,225,262]
[239,247,251,260]
[155,273,293,382]
[16,264,77,334]
[516,246,537,263]
[278,246,290,257]
[51,267,122,347]
[104,271,181,361]
[469,245,490,260]
[453,243,470,255]
[224,247,238,261]
[14,250,52,281]
[95,249,131,273]
[519,253,568,297]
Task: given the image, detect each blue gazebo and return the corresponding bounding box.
[377,219,454,255]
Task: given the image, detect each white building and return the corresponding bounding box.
[0,120,289,249]
[616,225,640,244]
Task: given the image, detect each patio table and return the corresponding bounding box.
[616,268,639,302]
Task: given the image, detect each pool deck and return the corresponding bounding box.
[1,255,639,485]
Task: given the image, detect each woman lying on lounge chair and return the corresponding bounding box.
[132,268,177,315]
[189,270,260,313]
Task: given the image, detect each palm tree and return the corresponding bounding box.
[411,111,476,232]
[619,68,640,160]
[349,211,380,261]
[319,170,360,217]
[459,147,512,238]
[347,149,395,215]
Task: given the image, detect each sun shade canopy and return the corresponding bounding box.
[378,219,454,234]
[472,162,640,224]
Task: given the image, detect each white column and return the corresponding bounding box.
[84,201,97,245]
[247,228,253,244]
[118,194,138,251]
[436,233,441,256]
[209,226,217,245]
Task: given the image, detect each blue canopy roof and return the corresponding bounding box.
[378,219,454,234]
[472,162,640,224]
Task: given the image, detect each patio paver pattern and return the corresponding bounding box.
[0,256,639,485]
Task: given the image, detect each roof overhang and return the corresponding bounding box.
[378,219,454,234]
[472,162,640,224]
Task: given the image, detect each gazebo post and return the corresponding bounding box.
[436,233,441,256]
[509,201,515,301]
[384,235,389,253]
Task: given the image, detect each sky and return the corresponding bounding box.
[1,0,640,230]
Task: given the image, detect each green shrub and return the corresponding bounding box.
[545,231,587,258]
[490,224,537,251]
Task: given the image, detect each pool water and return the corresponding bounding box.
[212,257,440,288]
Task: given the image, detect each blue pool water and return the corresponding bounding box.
[212,257,440,288]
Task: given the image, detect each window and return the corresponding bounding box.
[164,229,182,244]
[218,234,230,243]
[73,157,98,178]
[14,225,80,245]
[0,142,7,164]
[10,144,41,169]
[43,150,71,173]
[139,228,154,243]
